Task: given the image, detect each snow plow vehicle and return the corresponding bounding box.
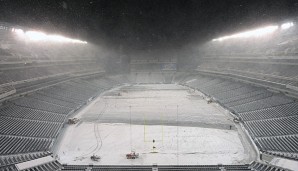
[126,151,139,159]
[68,118,79,124]
[90,154,101,161]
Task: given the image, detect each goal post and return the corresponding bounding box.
[143,113,164,144]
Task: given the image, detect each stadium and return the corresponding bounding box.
[0,1,298,171]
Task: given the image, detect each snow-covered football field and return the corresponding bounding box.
[55,84,255,165]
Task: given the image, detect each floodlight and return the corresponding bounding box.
[281,22,294,30]
[212,25,278,42]
[11,28,25,36]
[13,29,87,44]
[25,31,47,41]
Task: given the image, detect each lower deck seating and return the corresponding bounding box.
[0,116,62,138]
[0,136,52,155]
[0,151,52,167]
[23,160,61,171]
[0,75,125,156]
[1,72,297,162]
[249,161,290,171]
[239,102,298,121]
[245,116,298,137]
[226,91,273,107]
[0,151,61,171]
[12,97,72,114]
[184,74,298,160]
[256,135,298,154]
[0,157,286,171]
[61,164,251,171]
[230,95,293,113]
[0,104,66,122]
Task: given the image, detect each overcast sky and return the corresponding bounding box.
[1,0,298,52]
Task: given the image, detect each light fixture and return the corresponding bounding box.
[12,29,87,44]
[281,22,294,30]
[212,25,279,42]
[25,31,47,41]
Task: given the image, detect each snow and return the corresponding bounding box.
[57,123,249,165]
[270,157,298,171]
[82,84,233,129]
[55,84,252,165]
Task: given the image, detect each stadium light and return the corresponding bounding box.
[281,22,294,30]
[11,28,25,37]
[212,25,279,42]
[12,29,87,44]
[25,31,47,41]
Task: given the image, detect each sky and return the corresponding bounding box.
[1,0,298,53]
